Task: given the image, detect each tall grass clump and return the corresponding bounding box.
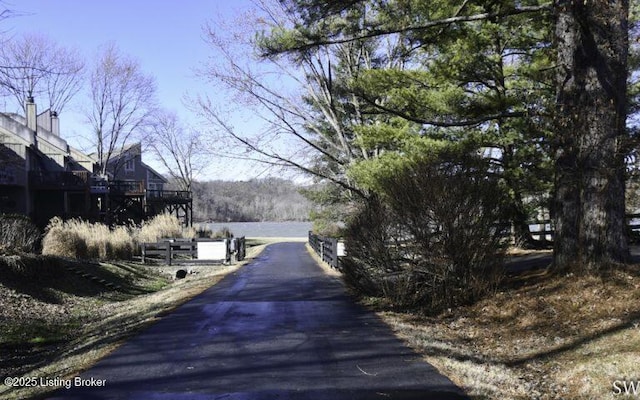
[109,225,134,260]
[0,214,42,254]
[194,226,233,239]
[42,218,133,261]
[215,226,233,239]
[135,213,184,243]
[42,217,89,259]
[41,213,194,261]
[195,226,213,238]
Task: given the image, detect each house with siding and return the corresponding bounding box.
[104,143,167,193]
[102,143,195,226]
[0,99,192,226]
[0,99,95,226]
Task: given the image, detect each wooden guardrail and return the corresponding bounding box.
[627,213,640,232]
[140,238,198,265]
[526,214,640,242]
[308,215,640,268]
[308,231,342,269]
[140,237,246,265]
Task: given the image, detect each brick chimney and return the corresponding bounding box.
[26,96,37,132]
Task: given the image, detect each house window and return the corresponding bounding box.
[125,158,135,172]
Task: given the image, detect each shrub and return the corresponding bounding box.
[344,149,509,312]
[211,226,232,239]
[195,226,214,238]
[0,214,42,254]
[191,225,235,240]
[340,197,400,297]
[0,253,63,280]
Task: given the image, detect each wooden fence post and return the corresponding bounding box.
[331,238,338,268]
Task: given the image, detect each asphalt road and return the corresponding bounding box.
[504,245,640,274]
[48,242,468,400]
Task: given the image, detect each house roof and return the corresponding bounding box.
[105,142,142,162]
[141,161,168,183]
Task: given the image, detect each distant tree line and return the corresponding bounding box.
[190,178,312,222]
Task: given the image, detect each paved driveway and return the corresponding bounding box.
[49,242,468,400]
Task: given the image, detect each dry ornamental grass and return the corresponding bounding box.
[40,214,199,262]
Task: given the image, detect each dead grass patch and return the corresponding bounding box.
[135,212,186,243]
[370,266,640,399]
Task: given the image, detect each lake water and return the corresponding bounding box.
[199,221,313,238]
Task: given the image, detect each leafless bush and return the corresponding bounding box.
[344,151,509,312]
[341,197,401,296]
[0,214,42,254]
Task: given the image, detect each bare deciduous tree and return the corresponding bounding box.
[195,0,394,198]
[0,32,84,114]
[147,110,206,192]
[0,2,12,21]
[86,43,157,176]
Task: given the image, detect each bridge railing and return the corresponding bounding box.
[308,231,343,269]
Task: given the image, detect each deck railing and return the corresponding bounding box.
[146,190,192,201]
[108,180,145,195]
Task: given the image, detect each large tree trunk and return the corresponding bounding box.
[553,0,630,272]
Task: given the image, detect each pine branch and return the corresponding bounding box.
[262,4,552,56]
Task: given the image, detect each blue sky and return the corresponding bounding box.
[2,0,266,179]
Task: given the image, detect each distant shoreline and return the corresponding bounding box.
[198,221,313,238]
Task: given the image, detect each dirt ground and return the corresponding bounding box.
[372,266,640,399]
